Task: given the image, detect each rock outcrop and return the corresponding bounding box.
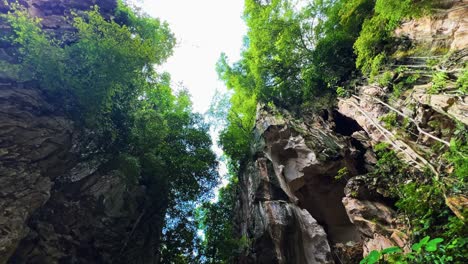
[0,0,116,29]
[0,1,162,263]
[342,177,409,255]
[412,83,468,125]
[0,81,74,263]
[0,81,156,264]
[395,1,468,51]
[236,105,403,263]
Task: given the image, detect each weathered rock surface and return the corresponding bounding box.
[337,87,426,173]
[237,157,333,264]
[237,105,385,263]
[412,84,468,125]
[337,84,461,174]
[395,1,468,51]
[342,194,408,255]
[9,170,150,264]
[337,87,388,144]
[236,104,418,263]
[0,81,74,263]
[0,80,156,264]
[1,0,116,29]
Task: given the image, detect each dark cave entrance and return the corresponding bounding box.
[266,111,368,261]
[294,110,365,247]
[332,110,364,137]
[294,169,361,244]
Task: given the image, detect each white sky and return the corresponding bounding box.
[141,0,247,114]
[138,0,247,194]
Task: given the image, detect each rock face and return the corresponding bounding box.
[342,177,409,255]
[236,105,403,263]
[0,81,74,263]
[0,0,116,29]
[412,84,468,126]
[237,156,333,264]
[395,1,468,51]
[337,86,432,172]
[0,81,156,264]
[0,1,162,263]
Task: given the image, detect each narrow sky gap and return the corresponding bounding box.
[140,0,247,198]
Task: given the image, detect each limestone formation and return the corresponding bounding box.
[0,82,74,263]
[395,1,468,51]
[236,105,395,263]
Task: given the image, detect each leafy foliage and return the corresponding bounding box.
[366,144,467,263]
[4,6,175,125]
[379,112,398,129]
[360,236,451,264]
[335,86,348,98]
[456,66,468,95]
[429,72,448,94]
[197,180,239,263]
[216,0,373,165]
[445,124,468,180]
[215,55,258,164]
[377,71,393,87]
[353,0,433,75]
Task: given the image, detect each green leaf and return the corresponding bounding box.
[381,246,402,254]
[366,250,381,264]
[406,253,415,260]
[412,236,430,251]
[411,242,422,251]
[425,238,444,252]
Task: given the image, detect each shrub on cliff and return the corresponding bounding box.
[215,0,373,165]
[3,6,175,125]
[353,0,434,76]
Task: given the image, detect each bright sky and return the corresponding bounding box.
[141,0,247,114]
[138,0,247,194]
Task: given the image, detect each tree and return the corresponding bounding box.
[197,179,239,264]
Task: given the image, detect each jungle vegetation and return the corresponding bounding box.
[201,0,467,263]
[2,0,466,263]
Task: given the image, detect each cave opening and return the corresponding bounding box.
[266,122,367,262]
[294,169,361,245]
[332,110,364,136]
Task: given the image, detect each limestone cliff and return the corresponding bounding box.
[236,105,402,263]
[0,1,160,263]
[0,81,155,264]
[236,2,467,263]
